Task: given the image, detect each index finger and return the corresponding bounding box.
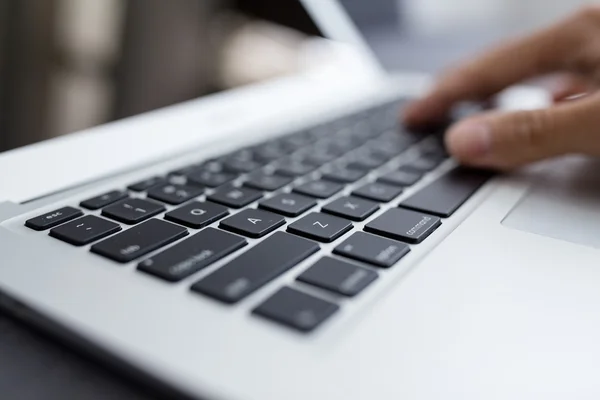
[403,12,587,127]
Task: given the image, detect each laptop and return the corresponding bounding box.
[1,1,599,399]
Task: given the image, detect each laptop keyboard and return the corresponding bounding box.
[23,99,492,334]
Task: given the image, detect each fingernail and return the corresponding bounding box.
[446,121,492,159]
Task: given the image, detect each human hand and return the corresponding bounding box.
[403,6,600,170]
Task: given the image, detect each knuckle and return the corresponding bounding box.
[438,64,484,97]
[497,110,554,150]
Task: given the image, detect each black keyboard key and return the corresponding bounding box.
[128,176,165,192]
[220,209,285,238]
[352,182,403,202]
[300,151,339,166]
[164,201,229,229]
[297,257,378,297]
[225,149,254,162]
[25,207,84,231]
[322,196,379,221]
[253,287,338,333]
[187,170,236,188]
[254,143,286,162]
[320,137,357,154]
[169,164,201,177]
[334,232,410,268]
[243,174,292,191]
[366,141,406,159]
[200,160,226,173]
[293,180,343,199]
[420,143,449,159]
[223,158,262,174]
[80,191,128,210]
[147,183,204,205]
[259,193,317,217]
[400,168,491,217]
[91,219,188,263]
[287,212,352,243]
[102,198,165,224]
[191,232,319,304]
[346,153,387,171]
[275,161,315,177]
[378,170,422,187]
[321,167,366,183]
[50,215,121,246]
[365,208,441,244]
[280,133,313,151]
[208,186,263,208]
[401,157,440,173]
[138,228,247,282]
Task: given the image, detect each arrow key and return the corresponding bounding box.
[220,209,285,238]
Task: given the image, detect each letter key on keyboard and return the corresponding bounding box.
[219,209,285,238]
[378,170,422,187]
[321,167,366,183]
[259,193,317,217]
[164,201,229,229]
[147,183,204,205]
[208,187,263,208]
[293,180,343,199]
[321,196,379,221]
[287,212,352,243]
[352,182,403,203]
[243,174,292,191]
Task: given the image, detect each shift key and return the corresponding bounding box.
[91,219,188,263]
[191,232,320,304]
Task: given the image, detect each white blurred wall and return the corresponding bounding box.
[402,0,597,34]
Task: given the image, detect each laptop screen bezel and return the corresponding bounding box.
[299,0,388,81]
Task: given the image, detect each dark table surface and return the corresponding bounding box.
[0,310,161,400]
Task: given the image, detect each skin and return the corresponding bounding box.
[402,6,600,170]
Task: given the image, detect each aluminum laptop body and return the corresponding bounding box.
[1,1,600,399]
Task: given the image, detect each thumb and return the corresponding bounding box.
[445,94,600,169]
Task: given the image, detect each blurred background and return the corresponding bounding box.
[0,0,593,153]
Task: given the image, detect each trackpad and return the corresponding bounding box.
[503,157,600,249]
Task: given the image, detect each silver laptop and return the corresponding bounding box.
[1,1,599,399]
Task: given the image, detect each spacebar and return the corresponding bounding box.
[400,167,493,217]
[191,232,320,304]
